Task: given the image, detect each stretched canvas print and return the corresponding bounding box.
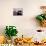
[13,8,23,16]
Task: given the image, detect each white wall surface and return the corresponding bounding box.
[0,0,46,41]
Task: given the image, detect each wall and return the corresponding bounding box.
[0,0,46,39]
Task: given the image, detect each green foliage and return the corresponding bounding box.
[5,26,18,38]
[36,15,44,21]
[36,14,46,21]
[44,15,46,20]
